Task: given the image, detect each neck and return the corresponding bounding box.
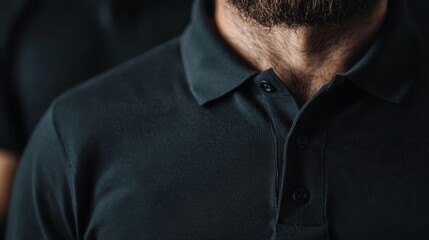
[215,0,388,106]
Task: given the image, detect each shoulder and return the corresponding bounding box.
[49,37,193,150]
[57,37,185,104]
[53,37,187,117]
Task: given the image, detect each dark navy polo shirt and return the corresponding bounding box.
[5,0,429,239]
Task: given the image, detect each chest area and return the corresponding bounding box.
[76,96,429,239]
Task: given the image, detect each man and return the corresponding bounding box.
[5,0,429,239]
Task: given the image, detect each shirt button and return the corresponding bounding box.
[293,188,311,205]
[296,135,310,149]
[260,80,275,93]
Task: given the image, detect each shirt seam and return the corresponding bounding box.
[51,102,75,174]
[50,102,79,239]
[260,91,280,221]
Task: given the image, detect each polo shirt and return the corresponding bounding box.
[5,0,429,239]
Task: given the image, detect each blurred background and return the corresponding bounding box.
[0,0,193,237]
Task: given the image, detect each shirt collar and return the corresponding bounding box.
[181,0,257,105]
[344,0,420,103]
[181,0,420,106]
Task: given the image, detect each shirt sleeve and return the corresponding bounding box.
[5,106,76,240]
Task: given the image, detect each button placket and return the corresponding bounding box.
[253,71,300,212]
[277,83,332,227]
[253,70,333,231]
[274,76,343,238]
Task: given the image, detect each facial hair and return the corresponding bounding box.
[227,0,379,28]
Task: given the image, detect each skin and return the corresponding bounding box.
[0,150,18,220]
[215,0,388,107]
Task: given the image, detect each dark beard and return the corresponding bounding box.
[227,0,379,28]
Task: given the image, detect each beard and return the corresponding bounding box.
[227,0,380,28]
